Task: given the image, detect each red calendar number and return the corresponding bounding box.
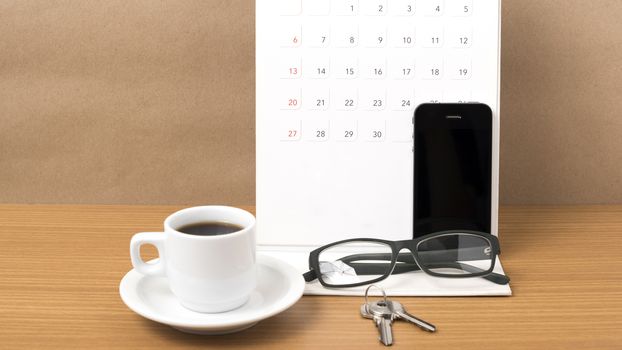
[280,88,301,110]
[281,25,301,48]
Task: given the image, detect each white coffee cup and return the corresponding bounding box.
[130,206,256,313]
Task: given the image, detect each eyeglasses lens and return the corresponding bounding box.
[317,241,393,286]
[416,233,494,276]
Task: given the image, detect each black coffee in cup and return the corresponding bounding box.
[177,222,244,236]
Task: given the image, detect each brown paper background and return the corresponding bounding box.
[1,0,621,205]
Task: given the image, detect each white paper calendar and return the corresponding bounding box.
[256,0,501,246]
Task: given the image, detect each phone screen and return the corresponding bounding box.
[413,104,492,237]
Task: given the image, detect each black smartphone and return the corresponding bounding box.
[413,103,492,237]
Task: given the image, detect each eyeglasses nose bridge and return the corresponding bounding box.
[395,247,418,265]
[394,239,419,255]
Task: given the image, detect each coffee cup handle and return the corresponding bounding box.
[130,232,166,277]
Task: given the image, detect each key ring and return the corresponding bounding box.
[364,285,388,314]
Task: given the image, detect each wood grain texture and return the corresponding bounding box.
[0,205,621,349]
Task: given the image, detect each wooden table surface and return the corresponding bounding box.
[1,205,621,349]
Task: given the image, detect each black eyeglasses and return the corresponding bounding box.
[303,230,510,288]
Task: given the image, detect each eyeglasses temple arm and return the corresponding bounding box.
[302,269,317,282]
[345,259,510,285]
[422,262,510,285]
[340,249,495,264]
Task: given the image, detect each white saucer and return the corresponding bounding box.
[119,254,305,335]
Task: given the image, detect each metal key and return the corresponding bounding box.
[362,298,437,334]
[388,300,436,332]
[367,300,395,346]
[360,285,395,346]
